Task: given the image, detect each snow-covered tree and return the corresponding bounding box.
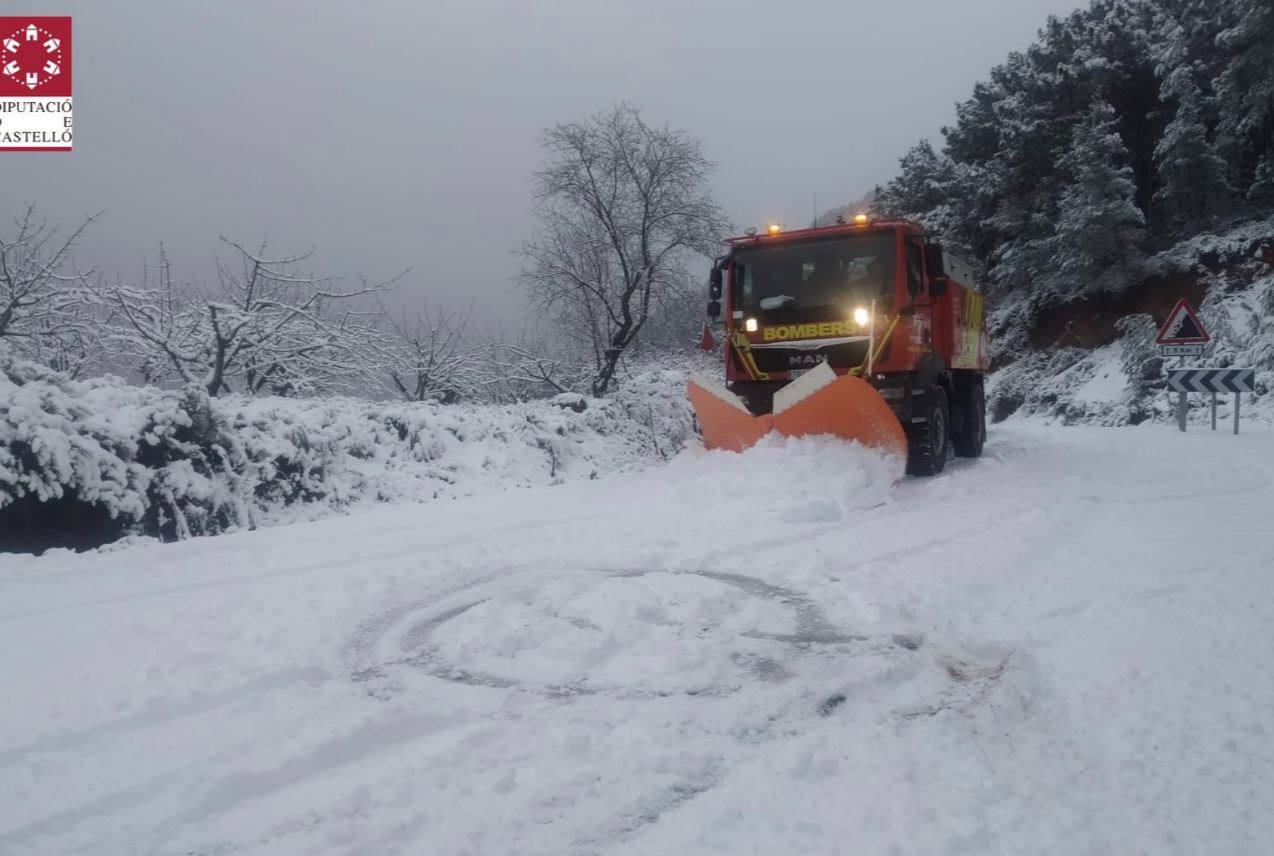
[373,299,476,403]
[870,0,1273,309]
[1041,100,1146,303]
[111,240,392,396]
[1214,0,1274,176]
[470,322,584,403]
[874,140,953,219]
[1247,150,1274,208]
[0,206,103,377]
[518,105,727,397]
[1152,67,1233,234]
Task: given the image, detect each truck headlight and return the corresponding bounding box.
[744,317,758,333]
[852,306,870,327]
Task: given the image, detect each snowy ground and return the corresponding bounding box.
[2,423,1272,855]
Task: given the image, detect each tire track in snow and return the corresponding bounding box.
[171,711,473,827]
[347,567,912,701]
[0,665,329,771]
[0,506,633,623]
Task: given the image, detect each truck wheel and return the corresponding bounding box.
[953,378,985,458]
[906,386,949,476]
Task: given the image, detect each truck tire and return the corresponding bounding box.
[953,377,985,458]
[906,386,949,476]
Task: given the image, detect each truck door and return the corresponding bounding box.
[904,237,933,365]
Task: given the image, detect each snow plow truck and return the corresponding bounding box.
[689,216,988,476]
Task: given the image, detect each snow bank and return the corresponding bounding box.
[0,349,695,552]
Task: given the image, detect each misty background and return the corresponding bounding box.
[7,0,1081,320]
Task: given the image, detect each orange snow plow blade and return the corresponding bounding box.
[687,377,773,453]
[689,363,907,460]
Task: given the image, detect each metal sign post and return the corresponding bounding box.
[1177,356,1187,432]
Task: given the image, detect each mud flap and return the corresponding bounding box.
[689,363,907,461]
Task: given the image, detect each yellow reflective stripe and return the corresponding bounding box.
[852,316,900,376]
[732,332,769,380]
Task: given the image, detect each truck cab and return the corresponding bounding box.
[706,217,988,475]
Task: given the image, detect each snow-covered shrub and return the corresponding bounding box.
[221,363,696,525]
[1116,314,1165,396]
[987,347,1088,423]
[0,353,147,548]
[0,346,695,552]
[0,349,255,550]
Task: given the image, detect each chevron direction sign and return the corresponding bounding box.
[1168,368,1256,434]
[1167,368,1255,393]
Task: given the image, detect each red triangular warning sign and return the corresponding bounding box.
[1155,298,1210,345]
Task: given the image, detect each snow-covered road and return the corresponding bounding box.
[2,423,1272,855]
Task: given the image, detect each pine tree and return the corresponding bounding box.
[1215,0,1274,150]
[1247,150,1274,207]
[874,140,953,218]
[1152,67,1233,234]
[944,82,1001,166]
[874,0,1260,323]
[1042,100,1146,304]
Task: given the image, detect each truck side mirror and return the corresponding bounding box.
[707,299,721,319]
[924,242,948,297]
[708,266,723,300]
[924,242,946,280]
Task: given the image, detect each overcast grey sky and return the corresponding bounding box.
[7,0,1084,319]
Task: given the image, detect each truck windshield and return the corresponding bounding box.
[733,234,896,322]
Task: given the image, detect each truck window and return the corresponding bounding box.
[730,263,754,307]
[906,241,924,298]
[732,234,896,323]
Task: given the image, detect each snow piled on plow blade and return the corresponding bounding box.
[689,364,907,473]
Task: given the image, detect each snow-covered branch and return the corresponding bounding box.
[109,239,397,396]
[0,206,104,377]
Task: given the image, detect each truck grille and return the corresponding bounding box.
[747,339,870,374]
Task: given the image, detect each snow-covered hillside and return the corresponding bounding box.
[2,424,1271,855]
[989,220,1274,427]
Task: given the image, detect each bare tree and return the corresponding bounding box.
[373,298,477,402]
[107,246,198,386]
[519,105,727,396]
[0,206,103,376]
[111,238,393,396]
[473,322,585,403]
